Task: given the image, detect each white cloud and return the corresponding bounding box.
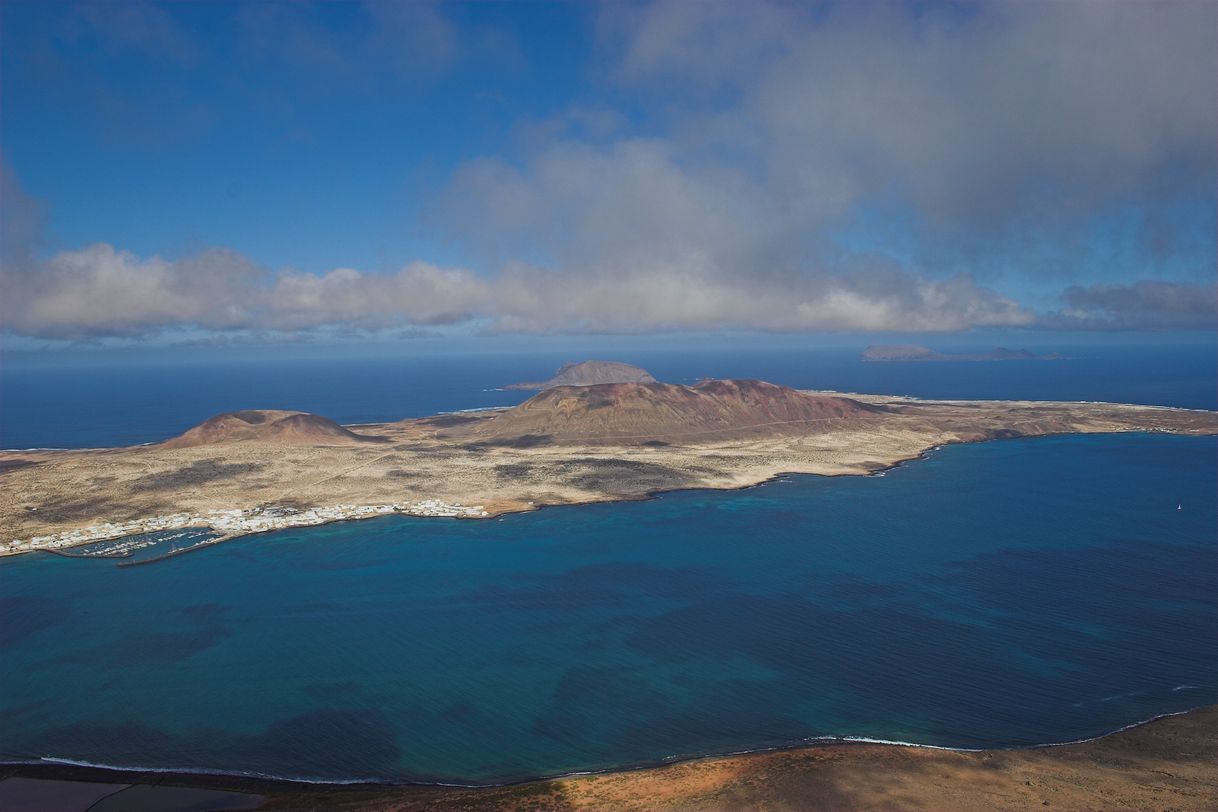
[490,259,1032,334]
[430,0,1215,334]
[599,0,1216,227]
[3,2,1213,341]
[268,262,490,329]
[1,243,488,340]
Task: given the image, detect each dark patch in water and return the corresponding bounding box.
[936,540,1218,678]
[624,594,1041,730]
[24,721,179,764]
[56,617,232,666]
[0,595,71,646]
[532,667,670,748]
[111,626,231,662]
[454,563,732,611]
[176,602,231,622]
[610,677,808,752]
[819,573,909,602]
[438,700,478,722]
[554,562,733,597]
[301,681,368,699]
[228,710,402,776]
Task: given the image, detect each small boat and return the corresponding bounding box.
[1177,503,1183,511]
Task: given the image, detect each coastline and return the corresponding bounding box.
[3,703,1207,787]
[2,424,1212,561]
[4,704,1216,810]
[3,392,1216,809]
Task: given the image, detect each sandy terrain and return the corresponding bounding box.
[261,705,1218,811]
[5,705,1215,811]
[2,390,1215,553]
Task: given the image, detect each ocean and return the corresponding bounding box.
[0,344,1215,784]
[2,343,1215,449]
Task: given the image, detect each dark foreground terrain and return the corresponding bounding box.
[4,705,1216,811]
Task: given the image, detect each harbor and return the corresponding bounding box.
[1,500,490,557]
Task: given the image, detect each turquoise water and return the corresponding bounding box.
[1,433,1215,784]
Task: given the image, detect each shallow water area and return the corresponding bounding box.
[1,433,1215,784]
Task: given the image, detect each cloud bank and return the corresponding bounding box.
[437,0,1215,334]
[2,1,1214,341]
[1048,281,1217,330]
[11,237,1210,340]
[1,243,488,340]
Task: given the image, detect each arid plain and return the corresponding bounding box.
[3,379,1216,554]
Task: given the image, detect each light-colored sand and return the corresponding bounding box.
[2,392,1215,555]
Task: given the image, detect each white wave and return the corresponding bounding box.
[1,447,75,452]
[33,756,389,785]
[1029,708,1203,750]
[802,735,983,752]
[14,705,1209,789]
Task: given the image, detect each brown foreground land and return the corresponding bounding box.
[3,385,1216,551]
[5,705,1217,811]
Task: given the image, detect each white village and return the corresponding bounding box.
[1,500,489,556]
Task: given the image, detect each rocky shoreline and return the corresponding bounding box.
[4,704,1216,811]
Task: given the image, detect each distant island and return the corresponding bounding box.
[504,359,656,390]
[862,344,1064,362]
[2,377,1215,558]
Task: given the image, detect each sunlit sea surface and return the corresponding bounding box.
[1,432,1214,783]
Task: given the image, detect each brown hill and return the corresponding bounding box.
[459,379,884,445]
[163,410,384,449]
[505,360,656,390]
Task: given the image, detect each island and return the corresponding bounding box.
[503,359,656,389]
[862,344,1064,361]
[2,378,1215,558]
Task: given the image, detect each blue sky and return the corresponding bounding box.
[2,2,588,271]
[2,1,1215,352]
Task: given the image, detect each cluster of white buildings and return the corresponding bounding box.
[1,500,489,556]
[2,512,199,555]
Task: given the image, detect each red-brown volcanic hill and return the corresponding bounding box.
[162,410,385,449]
[505,360,657,390]
[461,379,885,444]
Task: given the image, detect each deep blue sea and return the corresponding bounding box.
[0,345,1215,784]
[2,344,1215,449]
